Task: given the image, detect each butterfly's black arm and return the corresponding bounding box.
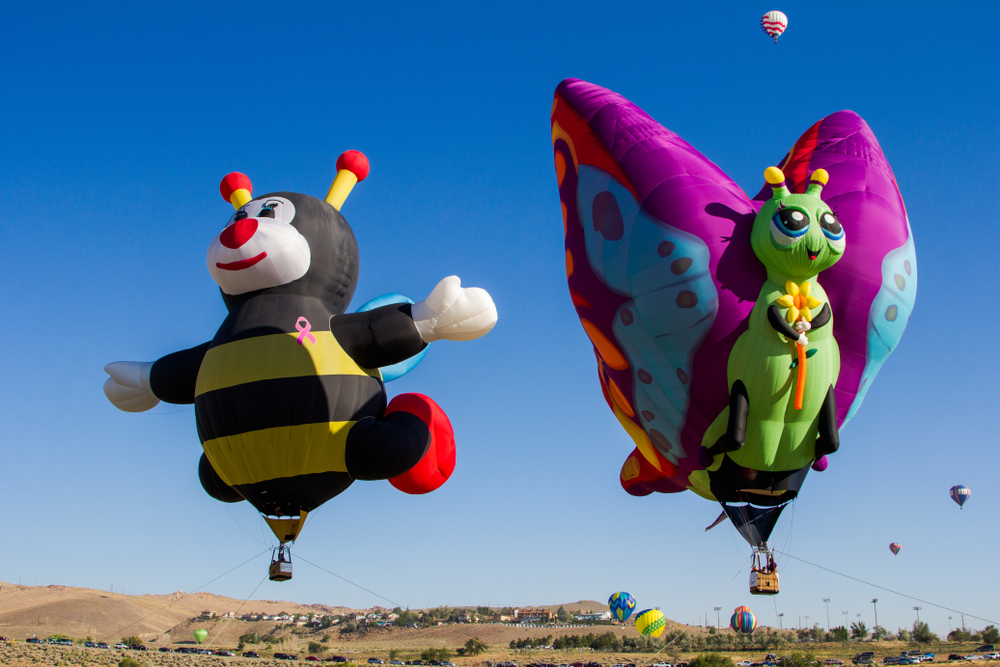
[767,305,801,340]
[808,303,832,330]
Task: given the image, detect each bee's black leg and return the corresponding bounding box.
[199,453,244,503]
[345,413,430,481]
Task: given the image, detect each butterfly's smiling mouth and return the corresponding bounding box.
[807,247,820,260]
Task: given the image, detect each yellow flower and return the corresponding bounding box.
[775,280,823,323]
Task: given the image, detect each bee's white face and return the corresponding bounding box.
[206,197,311,295]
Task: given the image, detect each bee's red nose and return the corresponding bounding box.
[220,218,258,249]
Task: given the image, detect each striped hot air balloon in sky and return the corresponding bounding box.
[890,542,901,555]
[731,609,758,634]
[760,10,788,43]
[950,485,971,508]
[609,591,637,623]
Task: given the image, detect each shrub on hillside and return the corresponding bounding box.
[121,636,142,647]
[119,657,146,667]
[689,652,735,667]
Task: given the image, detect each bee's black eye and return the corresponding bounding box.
[234,210,248,222]
[258,207,275,218]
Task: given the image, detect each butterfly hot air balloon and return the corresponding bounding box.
[890,542,901,555]
[635,609,666,637]
[193,629,208,644]
[950,485,971,508]
[550,79,916,592]
[609,591,637,623]
[760,11,788,43]
[731,610,758,634]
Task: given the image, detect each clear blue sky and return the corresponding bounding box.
[2,0,997,637]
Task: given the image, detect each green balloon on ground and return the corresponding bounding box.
[193,628,208,644]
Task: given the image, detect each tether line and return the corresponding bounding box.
[774,549,999,626]
[296,552,403,608]
[100,549,269,643]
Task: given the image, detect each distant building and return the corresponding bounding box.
[575,612,612,621]
[514,608,554,623]
[487,614,514,622]
[200,611,217,618]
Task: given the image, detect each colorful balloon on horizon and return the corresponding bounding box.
[609,591,637,622]
[551,79,916,552]
[890,542,901,555]
[734,605,751,614]
[193,629,208,644]
[760,11,788,43]
[635,609,666,637]
[731,610,758,634]
[950,485,970,508]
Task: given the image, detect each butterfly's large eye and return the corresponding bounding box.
[770,207,809,246]
[819,212,843,240]
[819,211,846,252]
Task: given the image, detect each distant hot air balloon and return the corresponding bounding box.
[635,609,666,637]
[609,591,637,623]
[193,628,208,644]
[731,609,758,634]
[890,542,901,555]
[760,10,788,43]
[950,485,970,509]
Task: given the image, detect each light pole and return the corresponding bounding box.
[843,611,850,628]
[778,613,784,630]
[949,617,953,633]
[824,599,831,631]
[715,607,722,631]
[871,599,879,639]
[914,607,922,624]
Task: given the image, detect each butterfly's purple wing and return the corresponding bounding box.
[752,111,916,428]
[551,78,765,496]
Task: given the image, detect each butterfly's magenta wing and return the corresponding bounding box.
[752,112,916,428]
[552,78,765,495]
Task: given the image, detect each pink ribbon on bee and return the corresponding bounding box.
[295,317,316,345]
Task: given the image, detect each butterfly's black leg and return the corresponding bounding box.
[814,384,839,458]
[708,379,749,456]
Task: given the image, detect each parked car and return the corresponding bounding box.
[370,659,386,664]
[96,642,109,649]
[329,657,347,663]
[983,654,1000,661]
[158,647,172,652]
[307,659,322,662]
[243,651,260,658]
[824,661,845,666]
[948,655,964,661]
[130,645,148,651]
[26,638,42,644]
[391,661,404,665]
[215,650,235,657]
[966,656,984,661]
[977,648,996,654]
[114,643,128,649]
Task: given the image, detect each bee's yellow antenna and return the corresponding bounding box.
[764,166,790,198]
[220,172,253,209]
[325,151,370,211]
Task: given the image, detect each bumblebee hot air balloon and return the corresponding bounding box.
[104,151,498,582]
[760,11,788,43]
[609,591,637,623]
[731,610,757,634]
[890,542,901,555]
[635,609,666,637]
[950,485,971,508]
[551,79,915,596]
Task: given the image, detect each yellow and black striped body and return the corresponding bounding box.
[194,294,384,516]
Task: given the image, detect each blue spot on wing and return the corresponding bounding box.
[843,219,917,425]
[577,165,718,463]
